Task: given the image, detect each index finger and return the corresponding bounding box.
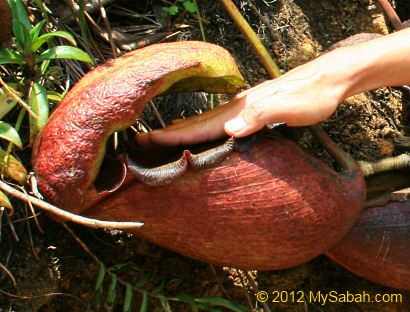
[135,99,244,146]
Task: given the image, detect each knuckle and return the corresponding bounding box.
[246,102,267,124]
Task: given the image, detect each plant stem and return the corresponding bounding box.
[219,0,359,174]
[358,154,410,176]
[193,0,206,42]
[33,0,49,20]
[309,124,360,175]
[218,0,281,78]
[192,0,216,108]
[77,0,92,56]
[377,0,403,31]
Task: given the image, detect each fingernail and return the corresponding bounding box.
[225,116,246,133]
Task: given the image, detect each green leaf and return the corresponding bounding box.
[31,31,77,53]
[95,263,106,292]
[123,283,133,312]
[29,83,49,146]
[194,297,246,312]
[176,294,196,305]
[159,296,172,312]
[33,0,49,19]
[196,303,221,312]
[0,121,22,149]
[40,58,51,75]
[0,146,27,185]
[106,273,118,306]
[152,280,166,295]
[183,1,197,13]
[139,291,148,312]
[95,289,103,308]
[191,303,199,312]
[36,46,93,64]
[110,261,138,272]
[0,84,18,119]
[0,190,13,211]
[0,49,24,65]
[8,0,31,30]
[162,5,179,15]
[30,20,47,42]
[134,273,150,288]
[46,90,63,104]
[13,19,32,51]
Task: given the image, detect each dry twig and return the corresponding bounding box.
[0,77,37,119]
[0,180,144,230]
[0,288,88,307]
[0,261,16,286]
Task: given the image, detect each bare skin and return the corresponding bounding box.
[136,28,410,146]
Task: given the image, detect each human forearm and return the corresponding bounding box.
[318,28,410,101]
[136,29,410,145]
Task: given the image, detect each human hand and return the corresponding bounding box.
[136,54,344,146]
[135,28,410,146]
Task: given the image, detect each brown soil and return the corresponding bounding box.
[1,0,410,311]
[0,0,12,46]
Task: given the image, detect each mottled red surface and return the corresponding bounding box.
[33,41,366,270]
[0,0,12,46]
[84,135,366,270]
[32,41,244,212]
[327,201,410,290]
